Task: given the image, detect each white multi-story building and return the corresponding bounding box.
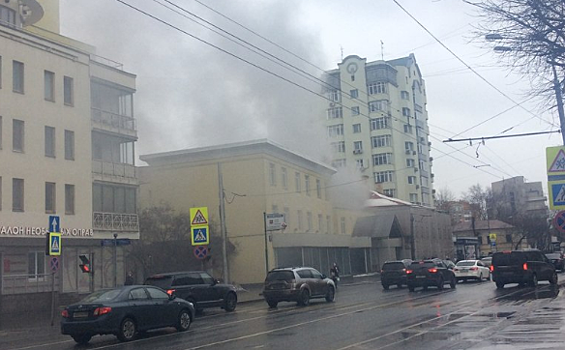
[324,54,434,206]
[0,0,138,315]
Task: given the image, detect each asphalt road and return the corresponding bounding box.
[2,279,565,350]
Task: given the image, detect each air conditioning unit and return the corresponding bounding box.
[412,151,416,155]
[414,168,419,172]
[429,157,434,162]
[416,185,420,189]
[405,150,411,155]
[329,102,335,107]
[353,149,363,154]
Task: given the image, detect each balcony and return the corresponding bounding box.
[91,108,137,139]
[92,160,138,185]
[93,212,139,232]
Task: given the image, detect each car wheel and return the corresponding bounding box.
[298,289,310,306]
[496,281,504,289]
[224,292,237,312]
[71,334,91,345]
[382,284,389,290]
[117,317,136,342]
[550,272,558,285]
[325,286,335,302]
[437,277,444,290]
[408,285,415,292]
[530,274,538,287]
[450,276,456,289]
[266,299,278,308]
[176,309,192,332]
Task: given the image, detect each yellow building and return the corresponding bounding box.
[0,0,138,315]
[139,140,373,284]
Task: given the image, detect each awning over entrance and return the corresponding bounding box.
[352,214,403,239]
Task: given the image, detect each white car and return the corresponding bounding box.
[453,260,490,282]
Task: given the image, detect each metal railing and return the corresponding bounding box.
[2,273,56,295]
[92,160,136,178]
[93,212,139,232]
[91,108,136,132]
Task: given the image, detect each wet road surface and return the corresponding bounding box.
[2,278,565,350]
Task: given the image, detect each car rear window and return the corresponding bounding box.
[80,289,122,303]
[545,253,561,259]
[145,276,174,289]
[410,261,435,269]
[266,270,295,282]
[492,252,526,266]
[456,261,476,267]
[382,262,406,271]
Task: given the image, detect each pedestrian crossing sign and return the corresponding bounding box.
[549,181,565,210]
[49,232,62,256]
[191,225,209,246]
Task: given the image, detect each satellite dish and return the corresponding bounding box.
[20,0,44,27]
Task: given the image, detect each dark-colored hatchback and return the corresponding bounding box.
[145,271,237,312]
[406,259,456,292]
[380,260,412,290]
[491,250,558,289]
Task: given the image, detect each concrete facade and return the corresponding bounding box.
[324,54,434,206]
[491,176,548,220]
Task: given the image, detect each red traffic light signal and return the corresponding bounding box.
[79,264,90,273]
[79,254,91,274]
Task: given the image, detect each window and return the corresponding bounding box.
[328,90,339,102]
[406,159,415,167]
[64,130,75,160]
[44,126,55,158]
[298,210,303,231]
[374,171,394,183]
[318,214,323,232]
[0,6,16,26]
[371,135,391,148]
[269,163,276,186]
[350,89,358,98]
[401,91,410,100]
[351,106,360,116]
[370,117,390,130]
[64,76,74,106]
[45,182,56,213]
[404,124,413,134]
[356,159,365,168]
[146,287,169,300]
[0,115,2,149]
[28,252,45,281]
[295,172,301,193]
[284,207,290,226]
[326,215,331,234]
[328,124,344,137]
[66,184,75,215]
[409,193,418,203]
[281,167,288,190]
[316,179,321,199]
[92,184,135,214]
[353,141,363,151]
[307,212,312,231]
[340,217,346,234]
[368,82,387,95]
[383,189,395,197]
[12,178,23,212]
[402,107,411,117]
[12,119,24,152]
[305,175,310,196]
[332,141,345,153]
[506,234,512,243]
[373,153,393,166]
[12,61,24,93]
[327,107,343,119]
[369,100,390,113]
[129,288,149,300]
[44,71,55,101]
[332,159,346,168]
[352,124,361,133]
[405,142,414,152]
[408,176,416,185]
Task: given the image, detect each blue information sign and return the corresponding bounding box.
[49,216,60,233]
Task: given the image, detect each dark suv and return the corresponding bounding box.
[262,267,335,308]
[406,259,456,292]
[491,250,557,289]
[145,271,237,312]
[380,260,412,290]
[545,252,565,272]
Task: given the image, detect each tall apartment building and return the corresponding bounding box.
[0,0,138,315]
[324,54,434,206]
[490,176,548,220]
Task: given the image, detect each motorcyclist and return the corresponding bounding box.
[330,263,340,288]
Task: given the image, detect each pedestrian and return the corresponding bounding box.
[125,271,134,285]
[330,262,340,288]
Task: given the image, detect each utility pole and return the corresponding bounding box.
[113,233,118,287]
[551,64,565,145]
[217,163,229,284]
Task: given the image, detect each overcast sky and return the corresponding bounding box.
[60,0,562,200]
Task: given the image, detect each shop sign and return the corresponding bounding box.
[0,226,94,237]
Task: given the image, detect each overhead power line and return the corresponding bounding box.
[443,130,560,142]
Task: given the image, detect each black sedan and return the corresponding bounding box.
[61,285,195,344]
[545,252,565,271]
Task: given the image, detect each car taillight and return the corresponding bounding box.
[470,267,478,271]
[94,307,112,316]
[61,309,69,318]
[489,265,494,272]
[402,268,406,272]
[406,269,413,274]
[523,263,528,271]
[166,289,176,296]
[428,268,438,273]
[453,268,459,272]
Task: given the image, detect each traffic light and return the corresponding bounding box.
[79,254,91,273]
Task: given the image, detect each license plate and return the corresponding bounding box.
[416,276,426,279]
[73,311,89,319]
[462,269,469,272]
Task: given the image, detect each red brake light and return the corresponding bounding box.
[453,268,459,271]
[166,289,176,296]
[406,269,413,274]
[428,268,438,273]
[470,267,478,271]
[523,263,528,271]
[61,309,69,318]
[489,265,494,272]
[94,307,112,316]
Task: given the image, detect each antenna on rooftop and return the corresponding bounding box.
[380,40,384,60]
[340,46,344,61]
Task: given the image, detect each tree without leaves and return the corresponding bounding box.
[470,0,565,107]
[462,183,491,220]
[435,187,457,211]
